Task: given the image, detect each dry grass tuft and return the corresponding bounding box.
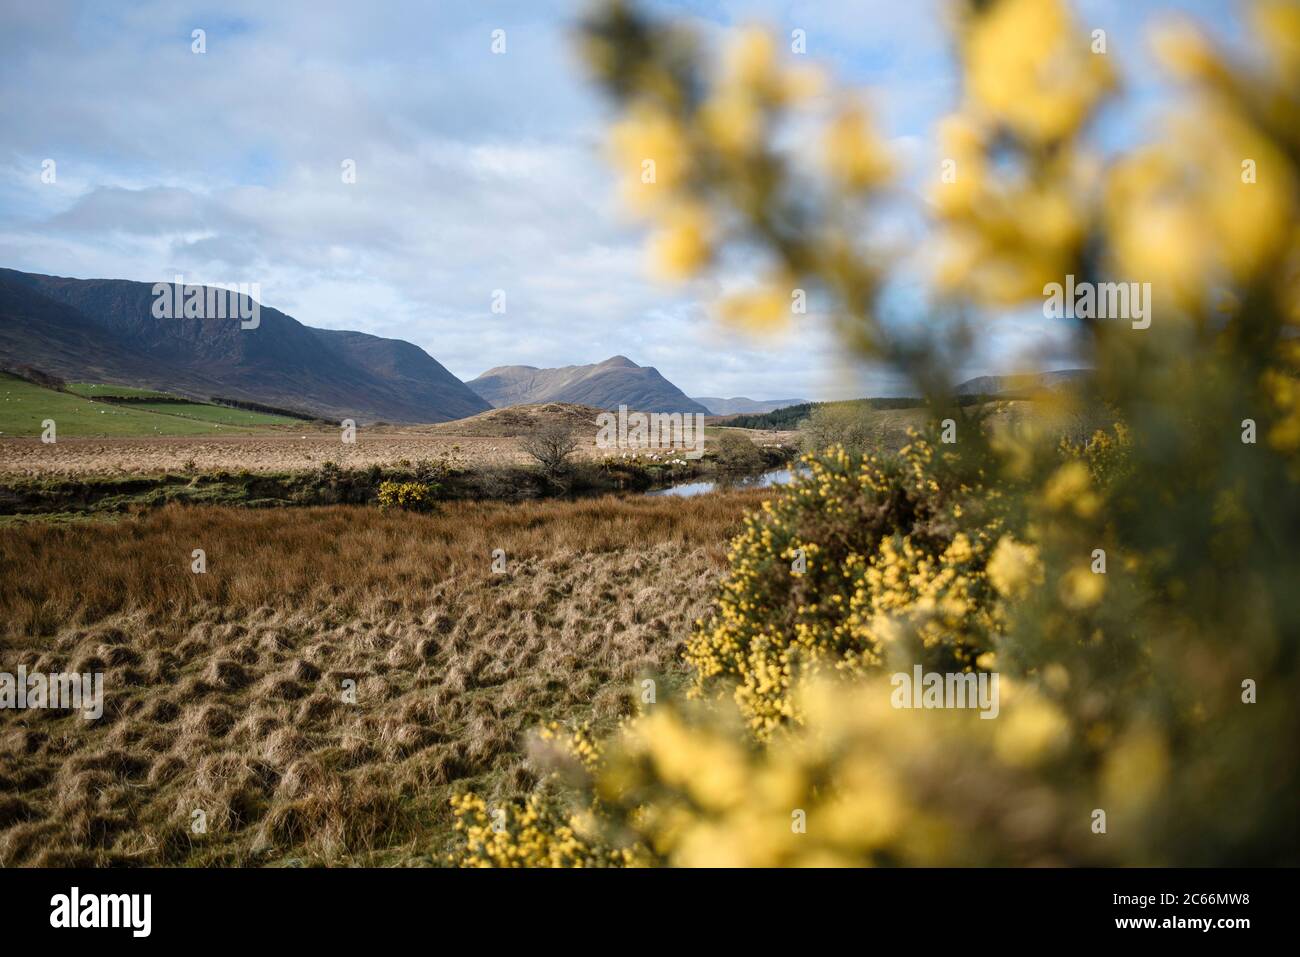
[0,490,764,864]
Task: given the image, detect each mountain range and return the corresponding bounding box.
[1,267,825,423]
[468,356,708,414]
[953,370,1091,395]
[690,396,809,416]
[0,268,490,423]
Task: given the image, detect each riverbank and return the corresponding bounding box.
[0,445,797,521]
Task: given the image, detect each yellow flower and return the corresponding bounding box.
[1058,565,1105,610]
[649,203,712,280]
[1102,725,1170,811]
[723,27,777,93]
[1105,103,1296,307]
[1264,368,1300,452]
[931,115,985,216]
[1150,19,1229,85]
[609,105,691,213]
[700,91,763,156]
[964,0,1114,144]
[1253,0,1300,85]
[1043,461,1099,518]
[717,279,794,333]
[986,536,1043,598]
[779,64,826,103]
[823,103,892,191]
[995,694,1070,767]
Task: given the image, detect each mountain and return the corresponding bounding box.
[468,355,708,414]
[0,268,490,423]
[954,369,1091,396]
[692,396,809,416]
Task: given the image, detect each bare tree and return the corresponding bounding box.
[520,421,580,477]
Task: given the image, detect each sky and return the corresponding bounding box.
[0,0,1241,400]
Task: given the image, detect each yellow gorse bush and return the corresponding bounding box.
[450,0,1300,866]
[451,792,635,868]
[376,480,433,511]
[684,437,1003,738]
[453,722,645,867]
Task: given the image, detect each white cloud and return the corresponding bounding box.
[0,0,1236,400]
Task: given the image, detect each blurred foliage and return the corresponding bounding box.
[451,0,1300,865]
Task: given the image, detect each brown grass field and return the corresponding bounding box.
[0,400,798,479]
[0,491,766,865]
[0,433,532,479]
[0,397,1077,867]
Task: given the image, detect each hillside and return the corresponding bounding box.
[468,355,708,414]
[953,369,1091,395]
[723,397,925,430]
[722,375,1093,431]
[0,372,296,437]
[427,402,605,437]
[0,268,491,424]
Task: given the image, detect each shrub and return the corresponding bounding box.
[411,456,452,486]
[376,481,434,511]
[450,791,631,867]
[711,431,765,472]
[451,724,636,867]
[799,403,878,457]
[686,438,1002,737]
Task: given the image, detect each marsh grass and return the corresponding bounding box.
[0,491,763,865]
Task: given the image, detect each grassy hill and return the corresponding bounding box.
[124,401,300,428]
[723,397,923,430]
[723,394,1011,431]
[427,401,605,437]
[66,382,175,400]
[0,373,298,437]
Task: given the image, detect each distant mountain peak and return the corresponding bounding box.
[469,356,705,414]
[479,363,540,376]
[597,355,639,368]
[692,396,810,416]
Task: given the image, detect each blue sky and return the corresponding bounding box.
[0,0,1239,400]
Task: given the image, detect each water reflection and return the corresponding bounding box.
[647,467,801,498]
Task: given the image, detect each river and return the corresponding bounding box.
[647,467,803,498]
